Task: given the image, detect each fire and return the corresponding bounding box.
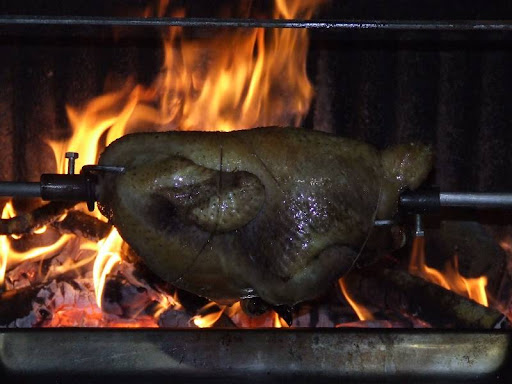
[191,301,290,328]
[272,312,290,328]
[153,291,182,319]
[93,228,122,309]
[338,278,375,321]
[2,0,323,327]
[47,83,154,176]
[0,202,73,286]
[153,0,318,132]
[225,302,290,328]
[409,237,488,307]
[0,202,14,285]
[191,302,226,328]
[44,0,320,314]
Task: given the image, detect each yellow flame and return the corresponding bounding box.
[93,228,122,308]
[47,252,97,278]
[192,300,291,328]
[33,225,47,235]
[48,84,143,174]
[409,237,488,307]
[152,0,318,132]
[153,291,182,319]
[339,278,375,321]
[7,235,73,267]
[272,312,290,328]
[191,302,225,328]
[0,232,72,285]
[0,203,14,285]
[1,201,74,286]
[5,0,322,325]
[3,202,16,217]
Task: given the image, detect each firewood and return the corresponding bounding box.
[52,210,112,241]
[0,286,39,326]
[424,220,508,295]
[0,201,78,235]
[344,266,508,329]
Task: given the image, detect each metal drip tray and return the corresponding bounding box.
[1,329,511,383]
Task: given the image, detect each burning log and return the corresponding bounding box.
[0,201,77,235]
[424,220,509,295]
[4,240,93,291]
[0,285,40,326]
[157,308,195,328]
[344,266,507,329]
[52,210,112,241]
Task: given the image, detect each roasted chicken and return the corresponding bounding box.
[97,127,432,305]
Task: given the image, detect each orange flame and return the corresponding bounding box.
[191,300,290,328]
[272,312,290,328]
[42,0,320,312]
[47,84,152,176]
[3,0,322,326]
[154,0,318,132]
[409,237,488,307]
[338,278,375,321]
[0,202,14,285]
[0,202,73,286]
[191,302,226,328]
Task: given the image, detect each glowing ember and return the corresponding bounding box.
[338,278,374,321]
[225,302,289,328]
[500,237,512,253]
[409,237,489,307]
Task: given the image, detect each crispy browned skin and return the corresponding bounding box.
[97,127,432,305]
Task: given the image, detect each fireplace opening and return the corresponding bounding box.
[0,0,511,330]
[1,0,512,381]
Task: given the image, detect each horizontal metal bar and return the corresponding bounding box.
[440,192,512,209]
[0,330,510,382]
[400,189,512,213]
[0,15,511,31]
[0,182,41,198]
[373,219,395,226]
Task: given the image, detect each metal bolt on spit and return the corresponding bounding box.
[414,214,425,238]
[65,152,79,175]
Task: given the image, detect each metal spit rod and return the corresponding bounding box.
[0,15,511,31]
[440,192,512,208]
[0,178,511,212]
[0,156,125,211]
[399,189,512,213]
[0,182,41,198]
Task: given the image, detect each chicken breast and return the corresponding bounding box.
[97,127,432,305]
